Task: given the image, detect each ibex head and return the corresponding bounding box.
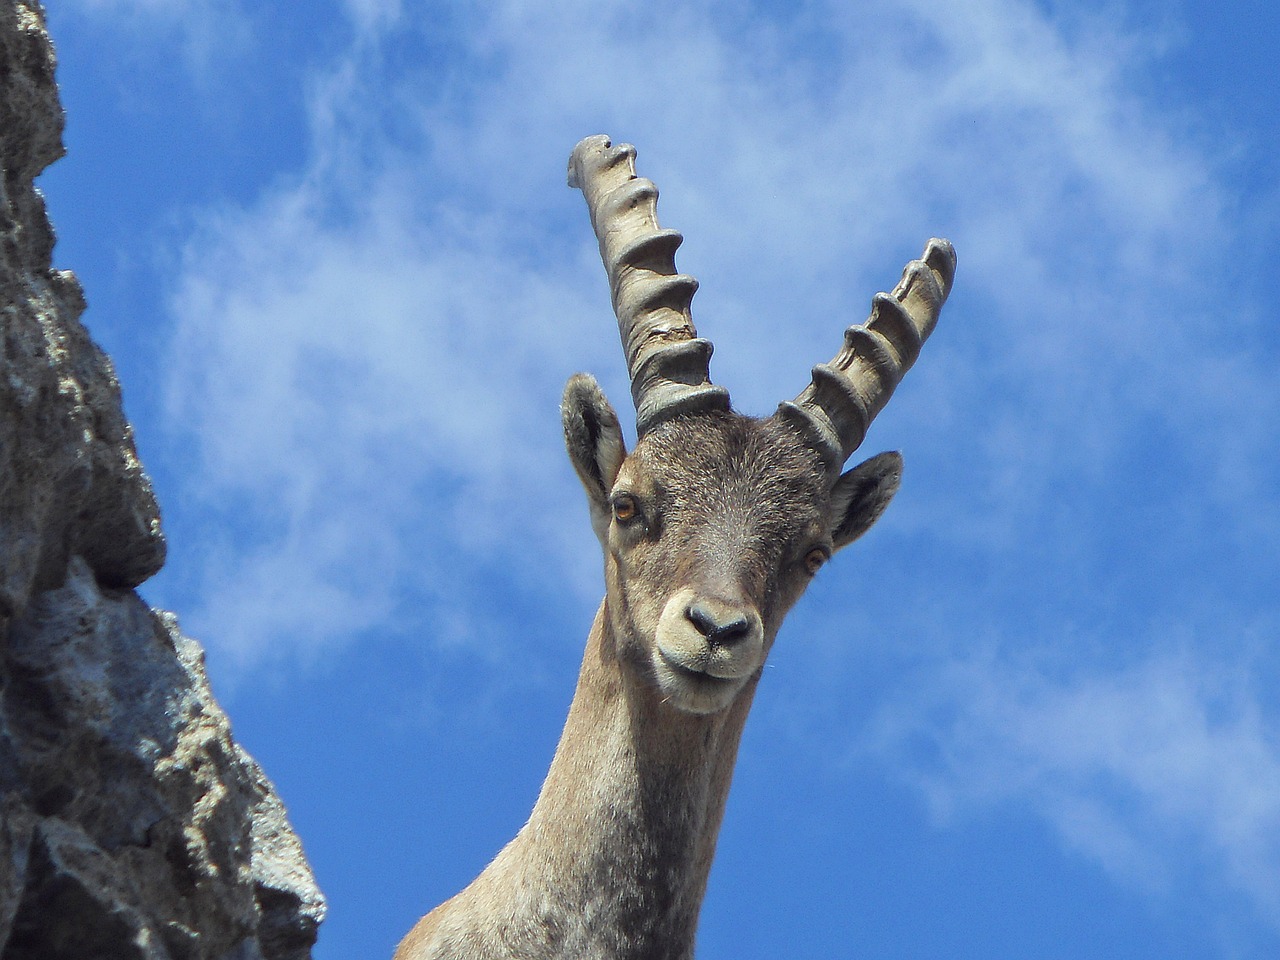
[563,136,955,715]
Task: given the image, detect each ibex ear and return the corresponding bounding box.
[829,451,903,551]
[562,374,627,542]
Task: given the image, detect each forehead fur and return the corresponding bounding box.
[624,412,829,528]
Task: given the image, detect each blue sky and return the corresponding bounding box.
[39,0,1280,957]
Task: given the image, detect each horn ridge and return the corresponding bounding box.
[779,238,956,473]
[866,294,923,368]
[569,135,730,434]
[615,229,685,273]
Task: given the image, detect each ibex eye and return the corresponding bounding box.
[612,495,638,523]
[803,548,828,575]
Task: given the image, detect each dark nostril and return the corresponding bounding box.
[713,617,751,646]
[687,603,717,637]
[686,602,752,646]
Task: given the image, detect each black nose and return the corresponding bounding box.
[686,602,753,646]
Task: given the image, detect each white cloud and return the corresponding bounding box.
[57,0,252,69]
[342,0,401,38]
[163,171,610,669]
[863,650,1280,922]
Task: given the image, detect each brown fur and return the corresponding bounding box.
[395,408,901,959]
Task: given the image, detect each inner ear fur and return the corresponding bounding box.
[829,451,903,550]
[562,373,627,515]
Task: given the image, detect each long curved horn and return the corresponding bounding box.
[777,238,956,473]
[568,135,730,436]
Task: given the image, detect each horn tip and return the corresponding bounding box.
[568,134,638,189]
[568,135,609,188]
[923,238,957,290]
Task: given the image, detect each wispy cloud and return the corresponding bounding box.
[862,648,1280,924]
[163,171,609,668]
[58,0,253,70]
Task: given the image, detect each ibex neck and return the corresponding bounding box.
[525,601,755,957]
[410,602,756,960]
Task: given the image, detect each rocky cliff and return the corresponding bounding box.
[0,3,325,957]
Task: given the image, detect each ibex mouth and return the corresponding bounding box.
[653,645,755,715]
[658,648,728,682]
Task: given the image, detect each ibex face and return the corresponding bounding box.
[606,415,827,715]
[564,135,954,716]
[565,389,904,714]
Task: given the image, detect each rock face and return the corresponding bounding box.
[0,4,325,957]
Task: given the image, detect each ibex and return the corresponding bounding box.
[394,136,955,960]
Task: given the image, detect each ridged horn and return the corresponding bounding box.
[568,135,730,436]
[777,238,956,473]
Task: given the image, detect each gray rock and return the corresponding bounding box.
[0,3,326,957]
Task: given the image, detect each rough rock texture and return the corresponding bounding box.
[0,3,326,957]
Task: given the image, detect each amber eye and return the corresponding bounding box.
[803,548,828,576]
[612,495,638,523]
